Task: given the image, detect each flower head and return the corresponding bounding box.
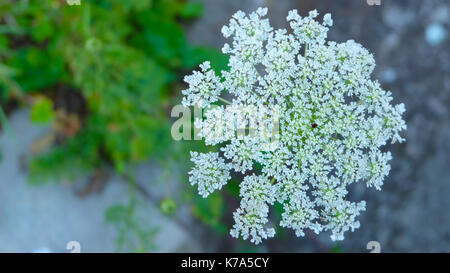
[188,151,231,198]
[182,62,224,108]
[182,8,406,243]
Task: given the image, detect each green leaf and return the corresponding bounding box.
[8,47,65,91]
[105,204,129,223]
[105,202,159,252]
[0,63,17,77]
[31,17,55,42]
[182,46,229,73]
[192,192,227,234]
[225,178,240,198]
[134,14,187,66]
[130,136,153,161]
[181,2,204,19]
[28,129,101,184]
[30,97,54,124]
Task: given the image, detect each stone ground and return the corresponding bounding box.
[0,110,202,252]
[0,0,448,252]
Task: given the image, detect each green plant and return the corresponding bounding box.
[1,0,228,181]
[30,96,54,124]
[0,0,230,251]
[106,171,159,252]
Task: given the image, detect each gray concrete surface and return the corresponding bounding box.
[0,109,201,252]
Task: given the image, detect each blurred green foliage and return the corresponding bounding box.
[191,191,228,234]
[160,197,177,215]
[30,96,54,124]
[106,201,160,252]
[0,0,233,251]
[0,0,227,181]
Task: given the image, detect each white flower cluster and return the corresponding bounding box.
[193,104,280,147]
[188,152,231,198]
[182,62,224,108]
[230,174,276,244]
[182,8,406,244]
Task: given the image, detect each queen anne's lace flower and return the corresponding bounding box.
[182,62,224,107]
[230,201,276,244]
[188,152,231,198]
[239,174,276,205]
[182,7,406,244]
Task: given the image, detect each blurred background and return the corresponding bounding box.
[0,0,448,252]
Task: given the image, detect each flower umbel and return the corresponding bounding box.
[188,151,231,198]
[182,8,406,244]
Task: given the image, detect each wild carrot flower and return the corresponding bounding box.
[182,7,406,244]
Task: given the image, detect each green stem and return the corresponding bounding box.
[218,97,232,105]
